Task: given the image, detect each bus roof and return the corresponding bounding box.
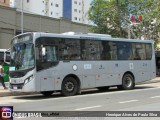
[0,49,7,52]
[0,49,10,52]
[13,32,153,43]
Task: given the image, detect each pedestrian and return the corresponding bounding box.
[0,61,7,89]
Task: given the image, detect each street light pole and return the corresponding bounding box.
[128,25,131,39]
[21,0,24,34]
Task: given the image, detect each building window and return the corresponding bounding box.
[74,1,77,4]
[42,1,44,3]
[79,18,81,21]
[74,17,77,20]
[51,3,53,6]
[56,13,59,16]
[79,2,81,5]
[51,12,53,15]
[55,4,59,7]
[27,0,29,3]
[79,10,81,13]
[74,9,77,12]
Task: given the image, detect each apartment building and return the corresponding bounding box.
[63,0,91,24]
[12,0,90,24]
[15,0,63,18]
[0,0,10,7]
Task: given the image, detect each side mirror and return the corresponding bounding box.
[42,47,46,56]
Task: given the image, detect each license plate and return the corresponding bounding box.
[13,86,17,90]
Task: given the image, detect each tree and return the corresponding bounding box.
[88,0,160,44]
[145,0,160,49]
[88,0,129,38]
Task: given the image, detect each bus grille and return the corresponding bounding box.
[9,72,25,78]
[10,83,24,89]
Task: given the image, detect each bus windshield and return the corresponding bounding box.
[10,43,35,71]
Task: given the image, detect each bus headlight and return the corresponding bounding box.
[24,75,33,85]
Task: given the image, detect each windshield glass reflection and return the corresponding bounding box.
[10,43,35,71]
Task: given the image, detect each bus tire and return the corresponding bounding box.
[97,86,110,91]
[41,91,53,96]
[117,73,135,90]
[62,77,78,96]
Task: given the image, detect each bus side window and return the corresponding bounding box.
[146,44,152,60]
[101,41,111,60]
[134,49,141,60]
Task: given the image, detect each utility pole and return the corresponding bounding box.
[128,25,131,39]
[116,0,121,36]
[21,0,24,34]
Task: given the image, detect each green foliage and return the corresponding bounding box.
[89,0,128,37]
[88,0,160,43]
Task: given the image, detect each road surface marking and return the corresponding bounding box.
[75,105,101,111]
[150,96,160,99]
[119,100,138,104]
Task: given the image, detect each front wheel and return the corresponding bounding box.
[61,77,78,96]
[117,73,135,90]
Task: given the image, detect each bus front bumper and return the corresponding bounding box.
[9,82,36,92]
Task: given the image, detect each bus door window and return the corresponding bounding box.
[36,44,58,71]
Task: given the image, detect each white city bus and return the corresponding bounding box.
[9,32,156,96]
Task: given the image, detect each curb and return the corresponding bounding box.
[0,83,38,97]
[0,91,38,97]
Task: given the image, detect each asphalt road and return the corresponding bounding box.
[1,82,160,120]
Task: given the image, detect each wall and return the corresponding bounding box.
[0,0,10,7]
[0,6,90,49]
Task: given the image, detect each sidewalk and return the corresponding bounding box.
[0,77,160,97]
[0,82,36,97]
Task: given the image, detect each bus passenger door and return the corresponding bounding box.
[35,44,58,91]
[36,70,55,91]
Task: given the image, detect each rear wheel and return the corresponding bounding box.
[41,91,53,96]
[97,86,110,91]
[117,73,135,90]
[61,77,78,96]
